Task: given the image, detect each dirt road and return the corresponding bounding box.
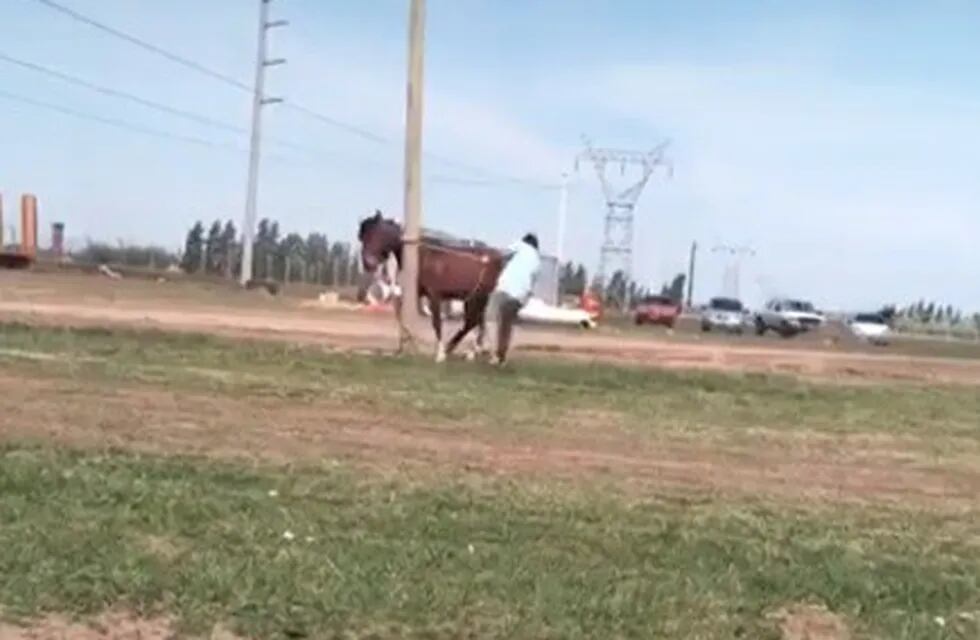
[2,270,979,384]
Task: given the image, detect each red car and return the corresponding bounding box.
[580,290,602,320]
[633,295,682,328]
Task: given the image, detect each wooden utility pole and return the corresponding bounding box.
[399,0,426,347]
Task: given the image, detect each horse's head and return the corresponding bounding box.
[357,210,402,272]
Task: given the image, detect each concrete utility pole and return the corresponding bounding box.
[686,240,697,309]
[556,172,569,265]
[240,0,287,286]
[712,243,755,300]
[399,0,426,346]
[555,171,569,300]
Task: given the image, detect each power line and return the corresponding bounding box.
[0,49,359,161]
[423,151,560,189]
[283,102,392,146]
[0,51,245,133]
[0,85,554,196]
[31,0,253,92]
[0,88,246,152]
[29,0,559,190]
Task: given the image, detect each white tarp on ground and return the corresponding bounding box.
[519,297,595,328]
[418,296,595,328]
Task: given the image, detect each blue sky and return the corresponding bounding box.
[1,0,978,310]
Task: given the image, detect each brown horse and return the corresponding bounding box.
[358,211,504,361]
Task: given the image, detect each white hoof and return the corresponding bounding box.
[435,345,447,363]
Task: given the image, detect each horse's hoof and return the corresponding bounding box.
[465,350,477,362]
[435,350,447,364]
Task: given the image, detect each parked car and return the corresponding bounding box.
[580,290,602,321]
[755,298,824,337]
[848,313,890,345]
[701,297,747,333]
[634,295,682,328]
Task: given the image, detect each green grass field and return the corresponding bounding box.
[2,322,978,442]
[0,322,978,639]
[2,447,978,639]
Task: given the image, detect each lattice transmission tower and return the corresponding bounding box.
[712,244,755,300]
[577,138,671,307]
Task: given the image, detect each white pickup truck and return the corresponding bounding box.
[754,298,824,337]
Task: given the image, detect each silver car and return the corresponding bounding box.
[701,297,747,334]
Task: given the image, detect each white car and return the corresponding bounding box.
[701,297,747,334]
[848,313,891,345]
[755,298,825,337]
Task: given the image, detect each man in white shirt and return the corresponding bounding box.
[486,233,541,365]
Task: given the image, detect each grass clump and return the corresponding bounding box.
[0,446,977,639]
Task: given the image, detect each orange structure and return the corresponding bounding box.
[21,194,38,256]
[0,191,37,269]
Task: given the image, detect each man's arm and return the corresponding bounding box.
[500,241,522,266]
[520,257,542,304]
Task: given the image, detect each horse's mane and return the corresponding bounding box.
[359,212,501,261]
[358,213,400,242]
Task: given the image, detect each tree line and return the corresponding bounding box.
[557,261,686,308]
[73,242,178,270]
[882,301,980,330]
[179,218,363,286]
[68,219,363,288]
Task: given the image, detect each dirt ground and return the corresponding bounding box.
[2,270,980,385]
[1,271,977,638]
[2,371,978,512]
[0,612,241,640]
[2,271,979,510]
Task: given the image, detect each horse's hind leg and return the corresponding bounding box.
[472,296,491,359]
[474,306,489,358]
[447,297,483,359]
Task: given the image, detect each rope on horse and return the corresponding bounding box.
[370,233,504,353]
[400,236,499,306]
[382,241,495,354]
[407,237,502,263]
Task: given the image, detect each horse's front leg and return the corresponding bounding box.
[429,294,446,363]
